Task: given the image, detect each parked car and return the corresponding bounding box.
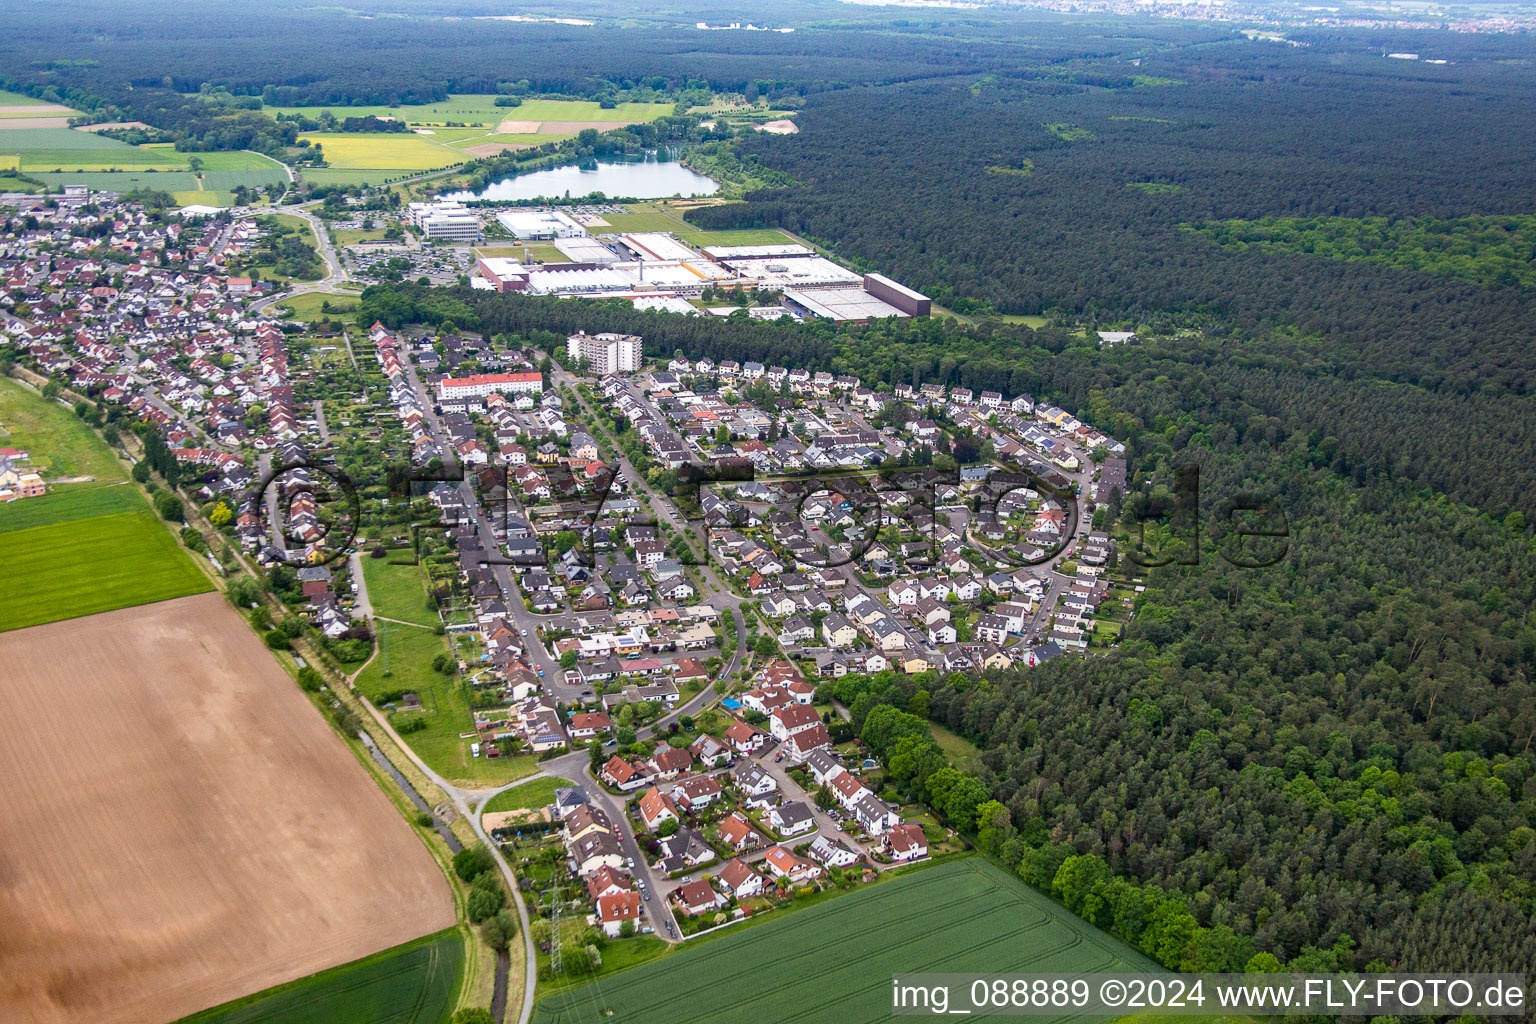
[626,857,635,868]
[643,890,651,901]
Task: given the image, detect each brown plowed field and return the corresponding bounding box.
[0,592,454,1024]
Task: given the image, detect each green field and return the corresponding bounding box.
[0,482,139,533]
[0,376,126,482]
[0,90,65,106]
[533,858,1162,1024]
[677,227,798,247]
[0,127,289,178]
[0,506,213,631]
[177,929,463,1024]
[482,775,571,816]
[275,290,361,321]
[600,204,695,233]
[356,620,538,786]
[361,556,440,626]
[34,170,203,191]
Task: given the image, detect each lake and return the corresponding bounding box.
[444,153,718,202]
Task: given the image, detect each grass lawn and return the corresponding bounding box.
[176,929,464,1024]
[600,203,694,234]
[989,313,1050,328]
[677,227,799,247]
[330,227,389,245]
[0,376,127,483]
[301,133,469,171]
[482,775,572,816]
[0,482,139,533]
[298,168,422,187]
[534,858,1161,1024]
[929,721,983,771]
[356,621,539,787]
[0,506,213,631]
[361,556,440,626]
[477,242,568,264]
[273,291,360,321]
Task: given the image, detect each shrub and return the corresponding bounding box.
[453,844,496,882]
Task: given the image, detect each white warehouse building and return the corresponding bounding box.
[496,209,586,240]
[567,331,642,374]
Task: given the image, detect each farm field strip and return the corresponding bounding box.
[0,506,213,631]
[534,860,1161,1024]
[0,481,139,532]
[0,592,455,1024]
[178,929,464,1024]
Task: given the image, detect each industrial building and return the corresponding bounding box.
[632,296,700,316]
[863,273,931,317]
[496,209,586,240]
[781,286,910,323]
[437,371,544,402]
[720,255,862,288]
[554,236,622,264]
[701,243,814,261]
[568,331,643,374]
[409,199,480,241]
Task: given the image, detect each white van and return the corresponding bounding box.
[471,743,482,758]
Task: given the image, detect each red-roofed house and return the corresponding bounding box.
[596,890,641,936]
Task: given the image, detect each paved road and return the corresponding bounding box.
[353,697,539,1024]
[349,551,375,621]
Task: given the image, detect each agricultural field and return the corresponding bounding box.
[0,480,139,532]
[267,95,671,127]
[482,774,572,816]
[0,504,213,630]
[301,132,468,171]
[0,592,455,1024]
[0,376,127,483]
[0,121,287,182]
[179,930,464,1024]
[356,619,539,786]
[533,858,1162,1024]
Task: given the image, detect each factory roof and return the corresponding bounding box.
[782,287,910,322]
